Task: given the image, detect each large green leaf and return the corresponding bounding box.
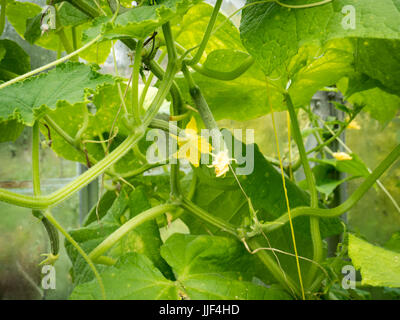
[348,234,400,288]
[0,39,30,81]
[70,234,292,300]
[0,62,116,126]
[70,253,179,299]
[83,0,201,41]
[160,234,292,300]
[240,0,400,121]
[240,0,400,76]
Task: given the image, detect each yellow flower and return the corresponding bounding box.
[173,117,212,167]
[333,152,353,161]
[347,120,361,130]
[208,149,236,177]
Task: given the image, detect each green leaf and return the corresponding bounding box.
[0,62,117,126]
[58,2,91,27]
[0,119,25,143]
[240,0,400,121]
[348,234,400,288]
[346,87,400,124]
[240,0,400,76]
[70,234,292,300]
[83,190,118,226]
[312,154,370,178]
[24,13,42,45]
[0,39,30,81]
[384,232,400,254]
[354,38,400,95]
[84,0,201,41]
[302,164,357,196]
[6,0,41,37]
[70,253,179,299]
[161,234,292,300]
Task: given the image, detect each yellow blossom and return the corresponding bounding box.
[208,149,236,177]
[333,152,353,161]
[347,120,361,130]
[172,117,212,167]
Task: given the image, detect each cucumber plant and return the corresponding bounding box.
[0,0,399,300]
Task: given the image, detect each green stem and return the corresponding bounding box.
[0,4,121,90]
[0,0,6,37]
[89,204,177,260]
[258,143,400,233]
[0,131,143,209]
[139,51,167,109]
[32,122,59,256]
[284,93,322,287]
[191,55,255,81]
[185,0,222,66]
[142,23,179,127]
[32,122,41,196]
[120,162,166,179]
[147,59,184,115]
[275,0,332,9]
[131,40,144,122]
[43,210,106,299]
[156,31,183,198]
[181,64,219,131]
[57,26,78,62]
[149,118,182,136]
[306,111,359,155]
[43,115,97,165]
[180,197,237,236]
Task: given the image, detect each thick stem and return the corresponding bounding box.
[142,23,179,127]
[191,55,255,81]
[57,27,78,62]
[32,122,59,256]
[180,197,237,236]
[284,93,322,286]
[89,204,177,260]
[0,131,143,209]
[131,40,144,122]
